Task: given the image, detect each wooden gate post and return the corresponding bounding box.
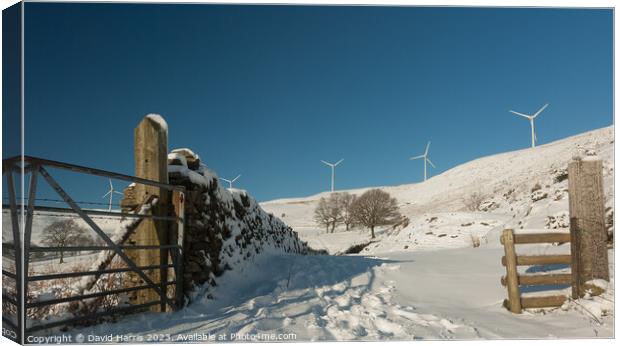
[568,157,609,298]
[501,229,522,313]
[128,114,170,311]
[172,190,185,309]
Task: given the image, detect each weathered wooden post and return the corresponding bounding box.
[128,114,170,311]
[501,229,522,313]
[568,157,609,298]
[171,190,185,308]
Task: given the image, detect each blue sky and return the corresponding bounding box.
[13,4,614,203]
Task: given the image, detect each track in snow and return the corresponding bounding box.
[70,253,480,341]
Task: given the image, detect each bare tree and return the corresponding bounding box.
[41,219,88,263]
[314,197,336,233]
[314,197,331,232]
[315,193,352,233]
[350,189,401,238]
[337,192,357,231]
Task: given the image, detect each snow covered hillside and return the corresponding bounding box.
[261,126,614,255]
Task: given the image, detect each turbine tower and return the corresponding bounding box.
[321,159,344,192]
[102,179,123,211]
[220,175,241,189]
[509,103,549,148]
[410,141,435,181]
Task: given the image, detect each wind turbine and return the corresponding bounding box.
[321,159,343,192]
[410,141,435,182]
[220,175,241,189]
[102,179,123,211]
[509,103,549,148]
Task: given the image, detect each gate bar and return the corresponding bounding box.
[23,166,39,303]
[15,155,185,191]
[26,301,162,333]
[5,168,23,343]
[3,204,180,221]
[29,264,175,281]
[27,244,179,252]
[27,281,176,308]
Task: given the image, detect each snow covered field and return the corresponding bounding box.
[32,126,615,340]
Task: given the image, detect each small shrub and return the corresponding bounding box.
[531,190,548,202]
[553,169,569,183]
[463,192,485,212]
[341,241,374,254]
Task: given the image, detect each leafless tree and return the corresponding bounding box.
[314,196,341,233]
[41,219,88,263]
[350,189,401,238]
[337,192,357,231]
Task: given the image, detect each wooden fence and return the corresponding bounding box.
[500,229,572,313]
[500,156,610,314]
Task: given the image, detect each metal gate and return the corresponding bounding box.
[2,156,185,343]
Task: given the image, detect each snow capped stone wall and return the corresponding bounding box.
[167,149,312,302]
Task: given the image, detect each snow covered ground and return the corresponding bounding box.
[32,126,615,340]
[70,248,613,340]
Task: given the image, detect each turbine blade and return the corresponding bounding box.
[220,178,231,183]
[113,191,124,195]
[103,191,111,198]
[409,155,425,160]
[509,110,532,119]
[425,141,430,156]
[532,103,549,118]
[233,174,241,182]
[321,160,332,166]
[334,159,344,166]
[109,179,113,189]
[426,158,436,168]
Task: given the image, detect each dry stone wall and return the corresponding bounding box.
[167,149,312,302]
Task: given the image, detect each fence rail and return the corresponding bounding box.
[501,254,572,266]
[501,273,572,286]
